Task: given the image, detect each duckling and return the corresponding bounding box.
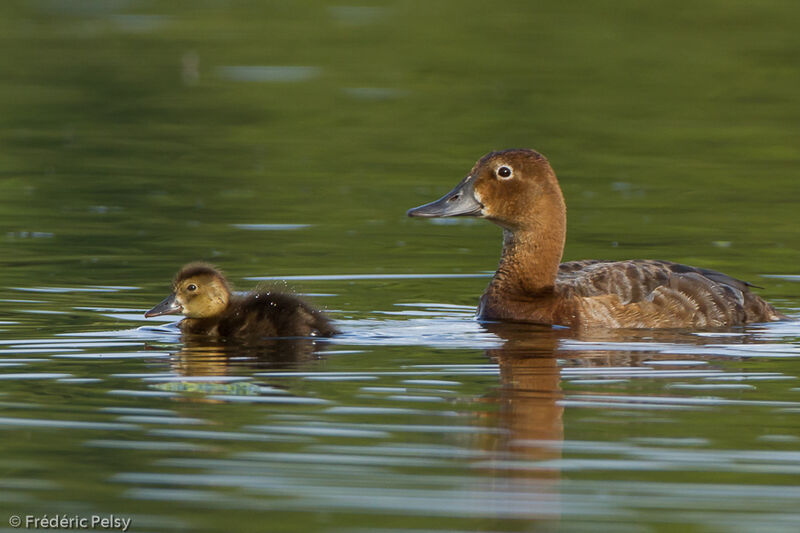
[408,149,786,330]
[144,263,338,338]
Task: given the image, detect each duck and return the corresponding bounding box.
[144,263,338,338]
[407,149,786,329]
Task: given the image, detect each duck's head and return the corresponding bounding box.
[145,263,231,319]
[407,149,564,231]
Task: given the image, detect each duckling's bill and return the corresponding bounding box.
[407,175,483,218]
[144,292,182,318]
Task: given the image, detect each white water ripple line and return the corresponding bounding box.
[246,273,491,281]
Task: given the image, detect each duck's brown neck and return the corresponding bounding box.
[488,189,566,298]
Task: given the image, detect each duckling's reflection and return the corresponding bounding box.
[169,335,329,376]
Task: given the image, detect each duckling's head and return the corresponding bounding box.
[145,263,231,319]
[407,149,564,231]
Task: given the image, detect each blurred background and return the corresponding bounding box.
[1,2,800,532]
[1,0,799,305]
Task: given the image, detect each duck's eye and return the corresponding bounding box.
[187,284,197,292]
[497,166,512,179]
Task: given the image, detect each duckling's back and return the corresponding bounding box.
[226,292,338,338]
[180,292,338,339]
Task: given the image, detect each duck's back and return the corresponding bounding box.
[183,292,338,338]
[555,259,784,329]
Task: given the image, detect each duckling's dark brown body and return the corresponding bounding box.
[409,149,786,330]
[145,263,338,339]
[180,291,338,338]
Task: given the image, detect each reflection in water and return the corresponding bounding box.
[2,297,800,531]
[482,324,564,528]
[473,319,800,529]
[149,335,337,402]
[168,336,329,376]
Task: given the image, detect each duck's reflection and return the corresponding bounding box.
[476,323,780,531]
[484,323,564,456]
[479,322,773,527]
[477,323,564,528]
[481,323,758,453]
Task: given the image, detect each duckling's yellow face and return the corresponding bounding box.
[173,274,230,318]
[145,273,230,319]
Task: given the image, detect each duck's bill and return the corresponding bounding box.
[407,176,483,218]
[144,293,182,318]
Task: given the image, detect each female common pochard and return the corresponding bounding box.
[408,149,785,330]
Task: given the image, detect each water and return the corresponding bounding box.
[1,1,800,532]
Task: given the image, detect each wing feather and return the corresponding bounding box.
[555,259,783,327]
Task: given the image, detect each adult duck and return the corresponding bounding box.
[407,149,785,329]
[145,263,338,338]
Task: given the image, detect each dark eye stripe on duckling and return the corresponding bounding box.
[408,149,786,330]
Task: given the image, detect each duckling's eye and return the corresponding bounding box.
[186,284,197,292]
[497,166,513,179]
